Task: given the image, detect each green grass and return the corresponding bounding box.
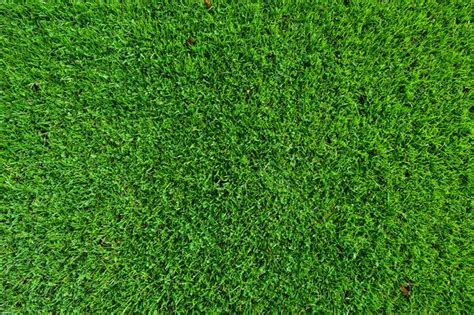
[1,1,472,312]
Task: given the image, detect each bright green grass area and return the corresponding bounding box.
[1,1,472,312]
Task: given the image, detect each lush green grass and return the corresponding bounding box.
[1,1,472,312]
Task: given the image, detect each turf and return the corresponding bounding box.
[1,1,472,312]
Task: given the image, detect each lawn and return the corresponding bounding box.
[1,1,472,312]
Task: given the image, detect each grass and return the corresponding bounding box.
[1,1,472,312]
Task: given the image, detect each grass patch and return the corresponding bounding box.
[1,1,472,312]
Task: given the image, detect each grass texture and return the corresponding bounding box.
[1,1,472,312]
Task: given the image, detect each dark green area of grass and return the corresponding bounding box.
[1,1,472,312]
